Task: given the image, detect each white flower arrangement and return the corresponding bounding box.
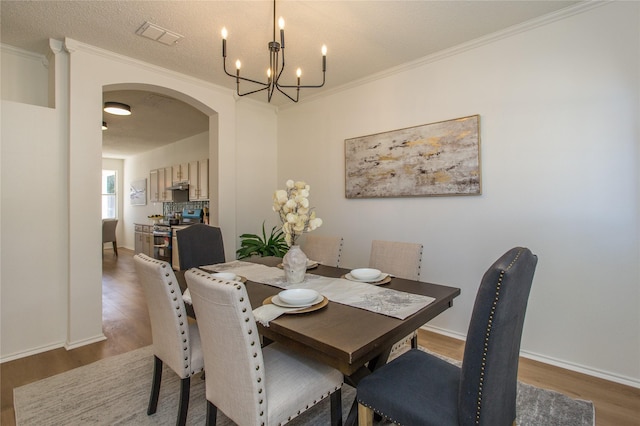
[273,179,323,247]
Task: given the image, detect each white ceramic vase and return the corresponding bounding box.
[283,245,308,284]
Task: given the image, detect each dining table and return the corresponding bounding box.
[188,256,461,425]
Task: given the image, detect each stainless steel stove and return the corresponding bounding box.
[152,224,172,263]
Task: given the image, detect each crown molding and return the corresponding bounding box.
[1,43,49,69]
[62,37,235,100]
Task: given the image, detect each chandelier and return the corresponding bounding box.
[221,0,327,103]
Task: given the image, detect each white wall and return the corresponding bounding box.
[277,2,639,385]
[1,101,69,357]
[0,44,49,107]
[235,101,280,240]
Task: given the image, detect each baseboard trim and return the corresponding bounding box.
[0,341,65,363]
[520,350,640,389]
[1,333,108,363]
[421,325,640,389]
[65,334,107,350]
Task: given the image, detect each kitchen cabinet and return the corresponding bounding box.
[189,159,209,201]
[134,224,153,257]
[172,162,189,184]
[149,169,159,202]
[160,167,173,201]
[150,167,174,202]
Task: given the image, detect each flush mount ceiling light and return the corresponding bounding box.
[102,121,108,130]
[104,102,131,116]
[221,0,326,103]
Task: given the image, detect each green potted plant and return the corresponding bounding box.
[236,222,289,259]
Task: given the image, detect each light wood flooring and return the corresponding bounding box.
[1,248,638,425]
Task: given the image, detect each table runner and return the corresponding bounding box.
[202,261,435,321]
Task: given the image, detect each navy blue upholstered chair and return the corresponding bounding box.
[176,224,225,270]
[356,247,537,426]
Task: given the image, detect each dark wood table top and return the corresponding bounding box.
[239,256,461,377]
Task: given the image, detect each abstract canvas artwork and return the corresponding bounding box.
[345,115,481,198]
[130,178,147,205]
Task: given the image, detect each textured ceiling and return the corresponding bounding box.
[1,0,581,157]
[102,90,209,158]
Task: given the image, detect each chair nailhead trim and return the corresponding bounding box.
[474,248,523,425]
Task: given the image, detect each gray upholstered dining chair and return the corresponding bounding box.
[356,247,538,426]
[369,240,424,350]
[185,268,344,426]
[176,224,225,270]
[301,234,344,267]
[102,218,118,257]
[134,254,204,426]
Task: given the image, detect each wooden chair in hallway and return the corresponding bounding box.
[102,219,118,257]
[134,254,204,426]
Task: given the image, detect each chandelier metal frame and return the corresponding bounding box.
[221,0,326,103]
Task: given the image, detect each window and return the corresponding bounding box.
[102,170,117,219]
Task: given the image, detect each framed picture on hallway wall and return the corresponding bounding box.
[344,115,481,198]
[130,178,147,205]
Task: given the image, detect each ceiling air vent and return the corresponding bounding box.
[136,21,183,46]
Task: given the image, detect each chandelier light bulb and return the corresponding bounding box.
[267,68,272,78]
[322,45,327,56]
[296,68,302,78]
[235,59,241,70]
[221,27,228,39]
[278,17,285,30]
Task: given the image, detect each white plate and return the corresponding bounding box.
[272,294,323,308]
[349,268,382,281]
[277,289,320,305]
[345,272,388,283]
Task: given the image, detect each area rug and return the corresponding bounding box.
[14,346,594,425]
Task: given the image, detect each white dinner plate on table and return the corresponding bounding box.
[264,295,328,313]
[350,268,382,281]
[274,289,321,307]
[271,295,324,308]
[344,272,390,284]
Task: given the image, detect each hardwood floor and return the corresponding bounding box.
[1,248,638,425]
